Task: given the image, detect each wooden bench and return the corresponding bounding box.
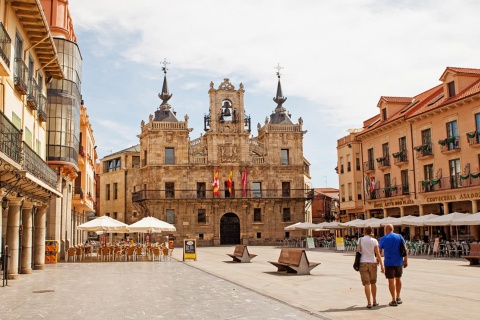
[268,248,320,275]
[226,245,257,263]
[462,243,480,265]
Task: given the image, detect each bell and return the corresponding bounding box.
[223,107,231,117]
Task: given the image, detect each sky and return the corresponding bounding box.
[68,0,480,188]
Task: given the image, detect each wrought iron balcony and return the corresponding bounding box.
[393,150,408,164]
[27,77,39,110]
[439,136,460,152]
[418,174,480,193]
[376,156,390,169]
[377,184,410,198]
[37,93,48,122]
[22,142,57,189]
[133,188,314,202]
[14,58,28,94]
[0,112,21,162]
[0,22,11,71]
[466,131,480,146]
[414,143,433,158]
[363,160,375,172]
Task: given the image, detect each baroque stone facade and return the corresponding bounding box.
[128,71,312,246]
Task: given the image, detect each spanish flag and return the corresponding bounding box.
[212,168,220,196]
[227,170,233,194]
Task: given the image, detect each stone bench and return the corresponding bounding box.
[462,243,480,265]
[268,248,320,275]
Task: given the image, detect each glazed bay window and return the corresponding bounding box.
[252,182,262,198]
[281,149,289,164]
[166,209,175,224]
[165,148,174,164]
[197,209,206,224]
[282,208,291,222]
[105,158,121,172]
[254,208,262,222]
[165,182,175,198]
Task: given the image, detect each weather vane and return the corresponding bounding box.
[274,63,283,78]
[161,58,170,74]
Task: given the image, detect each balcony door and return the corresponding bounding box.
[449,159,461,189]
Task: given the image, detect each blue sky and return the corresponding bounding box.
[69,0,480,188]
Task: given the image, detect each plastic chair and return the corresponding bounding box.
[125,247,135,261]
[162,248,171,261]
[134,247,143,261]
[66,247,76,262]
[151,247,161,262]
[75,247,83,261]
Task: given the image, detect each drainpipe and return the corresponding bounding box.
[409,121,417,200]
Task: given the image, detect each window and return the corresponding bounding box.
[355,153,360,170]
[252,182,262,198]
[113,212,117,219]
[423,164,434,192]
[165,182,175,198]
[382,143,389,157]
[256,232,261,239]
[197,182,206,198]
[105,212,110,217]
[165,148,174,164]
[399,136,407,151]
[449,159,461,189]
[132,156,140,167]
[348,183,352,201]
[347,154,351,172]
[24,127,32,148]
[224,181,234,198]
[166,209,175,224]
[104,157,121,172]
[197,209,206,223]
[281,149,289,164]
[198,233,204,240]
[254,208,261,222]
[421,128,431,144]
[384,173,391,197]
[341,184,345,202]
[340,157,344,173]
[106,184,110,200]
[382,108,387,120]
[303,161,310,175]
[357,182,362,200]
[282,182,290,197]
[401,169,409,194]
[447,81,455,97]
[282,208,291,222]
[113,183,118,200]
[446,120,459,150]
[36,139,41,155]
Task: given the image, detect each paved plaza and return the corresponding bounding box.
[0,246,479,319]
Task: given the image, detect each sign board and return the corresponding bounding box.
[183,239,197,261]
[306,237,315,249]
[335,237,345,251]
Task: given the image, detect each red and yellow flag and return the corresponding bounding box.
[241,169,247,197]
[212,168,220,195]
[227,170,233,194]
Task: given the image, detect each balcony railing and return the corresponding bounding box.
[466,131,480,146]
[0,22,11,69]
[439,136,460,152]
[363,160,375,172]
[14,58,28,94]
[132,188,314,202]
[22,142,58,189]
[375,184,410,199]
[27,77,39,110]
[366,181,381,200]
[37,93,48,122]
[376,156,390,169]
[0,112,21,162]
[414,143,433,158]
[418,174,480,193]
[393,150,408,164]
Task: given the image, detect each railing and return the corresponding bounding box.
[191,156,206,164]
[418,174,480,193]
[363,160,375,172]
[374,184,410,198]
[0,23,11,68]
[466,131,480,146]
[0,112,21,163]
[366,181,381,200]
[37,94,48,122]
[376,157,390,168]
[414,143,433,158]
[439,136,460,152]
[22,142,57,189]
[252,156,264,164]
[393,150,408,164]
[14,58,28,94]
[132,188,314,202]
[27,77,39,110]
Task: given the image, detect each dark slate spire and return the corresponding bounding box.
[270,64,293,124]
[154,59,178,122]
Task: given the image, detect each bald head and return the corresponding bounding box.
[385,224,394,234]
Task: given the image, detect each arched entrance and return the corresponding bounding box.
[220,212,240,245]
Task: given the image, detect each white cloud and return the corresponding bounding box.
[69,0,480,186]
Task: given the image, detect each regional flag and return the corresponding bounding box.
[227,170,233,194]
[241,169,247,197]
[212,168,220,196]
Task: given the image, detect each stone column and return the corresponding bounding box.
[365,210,371,219]
[443,202,450,214]
[419,204,424,216]
[382,208,387,218]
[472,200,478,215]
[20,202,34,274]
[399,206,405,217]
[34,205,48,270]
[6,198,23,280]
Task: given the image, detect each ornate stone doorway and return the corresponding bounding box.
[220,212,240,245]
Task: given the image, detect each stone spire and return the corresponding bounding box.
[154,59,178,122]
[270,64,292,124]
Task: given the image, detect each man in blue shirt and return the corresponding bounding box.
[379,224,408,306]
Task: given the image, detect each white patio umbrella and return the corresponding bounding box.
[127,216,176,233]
[284,222,320,231]
[423,212,470,226]
[341,219,365,227]
[321,221,347,229]
[450,212,480,226]
[370,216,402,228]
[77,215,129,233]
[399,214,439,226]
